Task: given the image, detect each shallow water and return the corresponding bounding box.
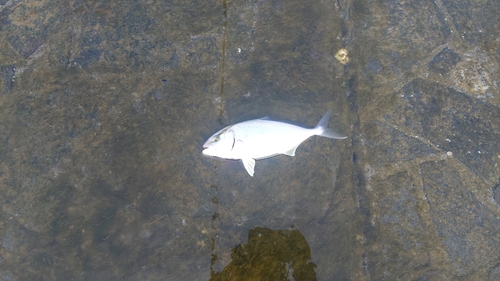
[0,0,499,280]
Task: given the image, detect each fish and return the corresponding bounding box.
[202,109,347,177]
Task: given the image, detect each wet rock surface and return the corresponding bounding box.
[427,47,462,76]
[355,0,500,279]
[0,0,499,280]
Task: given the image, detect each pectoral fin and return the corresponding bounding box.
[241,158,256,177]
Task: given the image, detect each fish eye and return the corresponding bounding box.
[213,136,220,142]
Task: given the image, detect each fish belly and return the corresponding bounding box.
[232,120,313,159]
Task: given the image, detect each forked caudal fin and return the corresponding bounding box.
[315,109,347,139]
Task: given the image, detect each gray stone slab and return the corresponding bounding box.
[388,78,500,183]
[421,160,500,276]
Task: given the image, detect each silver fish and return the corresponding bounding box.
[202,109,347,176]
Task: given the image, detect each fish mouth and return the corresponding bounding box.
[202,139,212,148]
[202,148,213,156]
[202,139,211,154]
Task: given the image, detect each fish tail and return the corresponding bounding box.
[315,109,347,139]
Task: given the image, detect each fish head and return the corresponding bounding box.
[202,126,237,159]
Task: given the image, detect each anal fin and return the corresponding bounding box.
[283,145,300,156]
